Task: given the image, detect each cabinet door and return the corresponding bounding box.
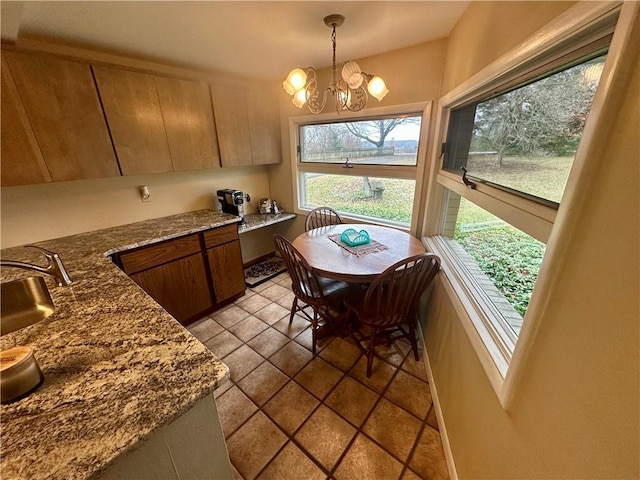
[248,90,281,165]
[155,76,221,171]
[207,241,245,303]
[131,253,213,324]
[4,51,119,182]
[93,66,173,175]
[210,86,253,167]
[1,53,51,186]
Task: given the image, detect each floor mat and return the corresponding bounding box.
[244,256,286,287]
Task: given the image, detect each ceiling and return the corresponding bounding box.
[1,1,469,81]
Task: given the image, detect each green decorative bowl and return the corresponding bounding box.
[340,228,370,247]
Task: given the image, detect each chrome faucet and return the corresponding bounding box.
[0,246,73,287]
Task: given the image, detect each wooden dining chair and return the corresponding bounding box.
[344,253,441,377]
[305,206,343,231]
[273,234,351,352]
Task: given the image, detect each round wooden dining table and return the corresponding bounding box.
[292,223,426,284]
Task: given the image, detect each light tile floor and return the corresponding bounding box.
[187,273,449,480]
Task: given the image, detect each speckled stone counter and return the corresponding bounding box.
[0,209,243,480]
[239,212,297,234]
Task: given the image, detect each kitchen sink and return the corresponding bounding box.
[1,277,55,335]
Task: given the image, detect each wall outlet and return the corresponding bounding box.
[139,185,151,203]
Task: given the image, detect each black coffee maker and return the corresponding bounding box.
[217,189,250,224]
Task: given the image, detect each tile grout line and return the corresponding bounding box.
[327,354,406,478]
[195,285,442,480]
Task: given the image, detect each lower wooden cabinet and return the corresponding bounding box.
[130,253,213,323]
[207,241,245,303]
[202,223,246,304]
[114,225,245,325]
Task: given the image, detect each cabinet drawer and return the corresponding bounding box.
[203,224,239,249]
[119,234,202,275]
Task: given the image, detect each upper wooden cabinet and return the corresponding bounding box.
[92,66,174,175]
[1,53,51,186]
[247,90,282,166]
[210,85,281,167]
[2,51,119,183]
[1,47,279,186]
[93,66,221,175]
[155,76,221,171]
[210,85,253,167]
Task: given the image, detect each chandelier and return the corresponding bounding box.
[282,14,389,114]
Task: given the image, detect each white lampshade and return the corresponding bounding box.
[282,80,295,96]
[342,61,363,89]
[284,69,307,95]
[367,76,389,101]
[348,73,364,90]
[292,88,307,108]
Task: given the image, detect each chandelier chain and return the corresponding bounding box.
[331,26,337,87]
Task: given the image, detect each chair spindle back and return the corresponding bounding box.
[363,253,440,328]
[305,207,343,231]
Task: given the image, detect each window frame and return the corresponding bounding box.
[421,1,632,408]
[289,102,432,234]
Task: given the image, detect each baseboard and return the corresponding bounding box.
[417,323,459,480]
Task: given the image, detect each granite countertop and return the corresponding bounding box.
[239,212,297,234]
[0,209,251,480]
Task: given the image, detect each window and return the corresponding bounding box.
[302,174,416,225]
[437,51,606,337]
[292,105,429,229]
[443,190,545,338]
[300,117,420,166]
[424,11,618,393]
[444,53,608,206]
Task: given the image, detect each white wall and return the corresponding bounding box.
[0,166,275,260]
[423,2,639,478]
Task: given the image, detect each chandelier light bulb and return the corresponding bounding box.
[284,69,307,95]
[367,76,389,101]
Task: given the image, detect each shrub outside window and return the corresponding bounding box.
[442,190,545,336]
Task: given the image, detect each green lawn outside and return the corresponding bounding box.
[305,174,415,224]
[304,154,572,319]
[453,154,571,317]
[466,155,573,204]
[304,155,573,225]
